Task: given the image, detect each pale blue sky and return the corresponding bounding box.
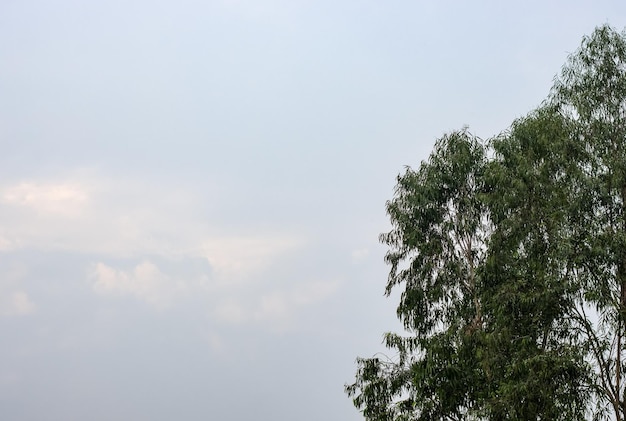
[1,1,625,420]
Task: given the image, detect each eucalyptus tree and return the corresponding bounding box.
[345,129,490,420]
[347,24,626,421]
[480,108,589,420]
[345,121,589,420]
[551,24,626,421]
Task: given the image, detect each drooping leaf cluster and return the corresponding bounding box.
[347,130,488,421]
[480,109,589,420]
[550,24,626,421]
[347,24,626,421]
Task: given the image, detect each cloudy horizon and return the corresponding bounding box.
[2,1,626,420]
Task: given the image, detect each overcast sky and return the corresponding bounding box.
[1,1,625,420]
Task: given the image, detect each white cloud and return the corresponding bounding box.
[0,177,304,288]
[214,279,340,333]
[0,264,36,317]
[0,235,15,251]
[0,291,36,317]
[214,299,248,324]
[255,291,290,324]
[0,175,197,257]
[206,331,227,354]
[254,280,339,330]
[2,182,88,216]
[201,236,301,283]
[92,261,180,309]
[0,175,316,326]
[290,280,339,306]
[351,248,369,263]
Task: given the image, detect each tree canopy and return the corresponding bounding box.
[347,24,626,421]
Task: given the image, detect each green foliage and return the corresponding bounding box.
[346,130,488,420]
[480,109,589,420]
[551,24,626,421]
[347,24,626,421]
[346,122,589,419]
